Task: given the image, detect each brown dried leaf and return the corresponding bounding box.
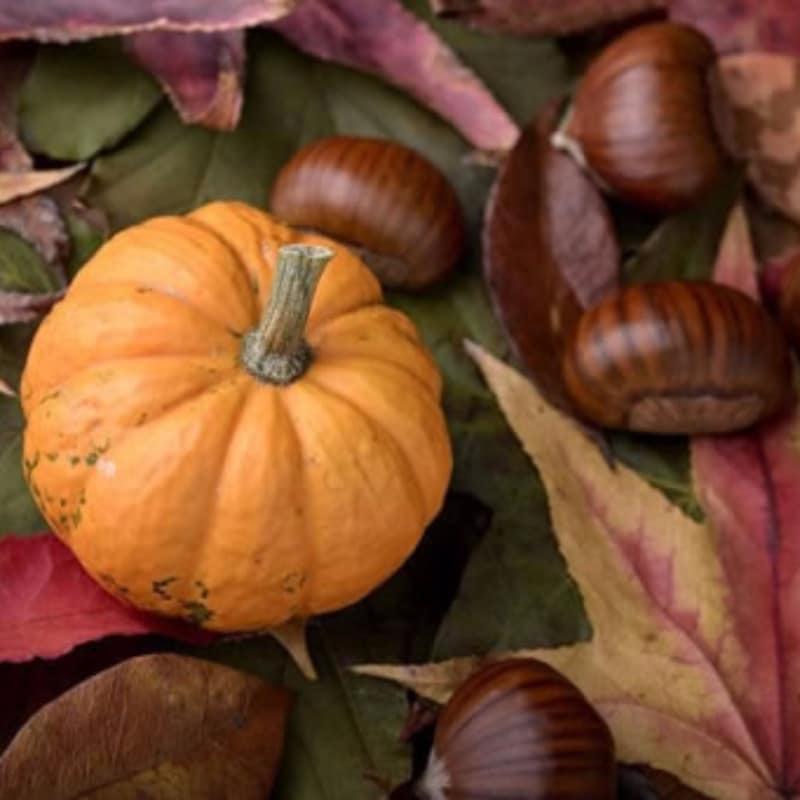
[483,101,619,409]
[125,30,246,131]
[711,54,800,224]
[0,653,292,800]
[0,163,83,205]
[272,0,519,152]
[0,2,297,42]
[429,0,666,34]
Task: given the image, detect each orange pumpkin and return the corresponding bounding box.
[21,201,452,631]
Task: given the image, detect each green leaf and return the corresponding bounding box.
[18,40,161,161]
[607,432,704,522]
[390,274,589,659]
[88,31,500,232]
[0,395,43,535]
[623,170,744,283]
[0,229,60,294]
[64,213,106,279]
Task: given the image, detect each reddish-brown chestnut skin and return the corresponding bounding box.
[270,136,465,290]
[565,22,724,212]
[563,281,792,434]
[410,659,616,799]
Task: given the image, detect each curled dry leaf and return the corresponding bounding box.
[711,53,800,225]
[669,0,800,56]
[272,0,519,152]
[711,203,759,297]
[0,162,83,206]
[483,101,618,409]
[429,0,666,34]
[125,30,246,131]
[0,653,292,800]
[0,1,297,42]
[0,535,215,662]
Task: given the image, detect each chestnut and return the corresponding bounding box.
[563,281,792,434]
[558,22,725,212]
[270,136,465,290]
[392,658,616,799]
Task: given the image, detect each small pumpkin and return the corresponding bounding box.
[21,201,452,631]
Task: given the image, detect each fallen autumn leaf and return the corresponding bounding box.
[0,652,292,800]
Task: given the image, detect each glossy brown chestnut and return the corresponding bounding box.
[396,659,616,799]
[562,22,724,212]
[563,281,792,434]
[270,136,465,290]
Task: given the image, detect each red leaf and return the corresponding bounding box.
[0,535,214,662]
[669,0,800,56]
[125,30,246,131]
[0,2,297,42]
[429,0,666,35]
[272,0,519,152]
[482,101,619,409]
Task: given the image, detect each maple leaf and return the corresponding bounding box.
[358,209,800,799]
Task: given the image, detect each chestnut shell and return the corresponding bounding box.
[563,281,792,434]
[415,659,616,799]
[270,136,465,290]
[566,22,724,212]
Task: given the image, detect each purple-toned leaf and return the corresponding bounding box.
[0,290,63,325]
[125,30,246,131]
[669,0,800,56]
[0,535,215,663]
[429,0,666,34]
[482,101,619,409]
[0,1,298,43]
[273,0,519,152]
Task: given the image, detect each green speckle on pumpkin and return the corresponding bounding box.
[45,452,59,462]
[23,451,40,480]
[86,453,98,466]
[194,580,210,599]
[70,456,80,466]
[152,576,177,599]
[182,601,213,625]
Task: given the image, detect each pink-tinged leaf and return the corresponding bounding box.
[0,289,64,325]
[669,0,800,56]
[0,378,14,397]
[712,203,759,298]
[429,0,666,35]
[125,30,245,131]
[0,195,68,270]
[0,1,297,43]
[711,53,800,226]
[0,163,83,205]
[0,535,215,663]
[272,0,519,152]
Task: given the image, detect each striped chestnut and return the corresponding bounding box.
[391,658,616,799]
[563,281,792,434]
[558,22,724,212]
[270,136,465,290]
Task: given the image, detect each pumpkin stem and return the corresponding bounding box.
[242,243,333,384]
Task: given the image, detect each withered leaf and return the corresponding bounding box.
[712,53,800,225]
[125,30,246,131]
[483,101,618,409]
[0,163,83,206]
[669,0,800,56]
[428,0,666,34]
[0,2,297,42]
[0,653,292,800]
[272,0,519,152]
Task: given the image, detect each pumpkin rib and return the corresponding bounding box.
[273,388,318,618]
[193,379,253,622]
[300,372,430,529]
